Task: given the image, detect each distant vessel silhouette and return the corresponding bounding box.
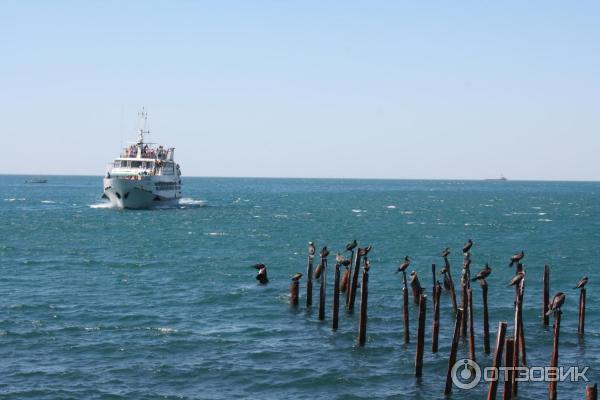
[485,175,508,181]
[26,178,47,184]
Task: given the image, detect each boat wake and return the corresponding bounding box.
[89,198,206,210]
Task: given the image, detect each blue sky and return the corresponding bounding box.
[1,1,598,180]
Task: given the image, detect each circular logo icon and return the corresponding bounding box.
[451,358,481,389]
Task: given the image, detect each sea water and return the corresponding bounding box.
[0,176,598,399]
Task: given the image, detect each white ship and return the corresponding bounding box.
[102,109,181,209]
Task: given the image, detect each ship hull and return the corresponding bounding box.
[103,177,180,209]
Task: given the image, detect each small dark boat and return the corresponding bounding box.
[26,178,47,184]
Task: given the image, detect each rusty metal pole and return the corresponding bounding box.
[444,308,463,396]
[345,249,355,305]
[548,310,562,400]
[358,259,369,346]
[290,278,299,307]
[318,257,327,320]
[306,255,314,307]
[503,338,514,400]
[467,287,476,362]
[415,293,427,377]
[586,384,598,400]
[402,270,410,344]
[348,249,362,312]
[482,280,490,354]
[444,256,458,313]
[543,264,550,327]
[579,287,586,336]
[432,283,441,353]
[332,262,341,331]
[486,321,507,400]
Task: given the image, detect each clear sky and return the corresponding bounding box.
[1,1,598,180]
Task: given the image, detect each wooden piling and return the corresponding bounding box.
[345,249,355,304]
[444,308,463,396]
[415,293,427,377]
[358,260,369,346]
[486,321,507,400]
[503,338,514,400]
[306,256,314,307]
[431,263,436,297]
[467,287,476,362]
[318,257,327,320]
[586,384,598,400]
[332,262,341,331]
[543,264,549,327]
[511,281,522,397]
[460,281,468,337]
[482,280,490,354]
[402,270,410,344]
[348,249,362,312]
[548,310,562,400]
[410,272,423,305]
[444,256,458,313]
[432,284,441,353]
[518,283,527,366]
[290,279,299,306]
[579,287,586,335]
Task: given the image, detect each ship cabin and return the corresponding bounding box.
[108,143,179,178]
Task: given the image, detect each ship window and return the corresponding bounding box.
[114,161,120,168]
[131,161,142,168]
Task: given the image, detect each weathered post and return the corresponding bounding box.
[410,271,423,305]
[486,321,507,400]
[345,248,356,305]
[306,255,314,307]
[432,283,441,353]
[358,259,370,346]
[586,384,598,400]
[431,263,436,297]
[511,280,523,397]
[460,281,468,337]
[333,262,341,331]
[481,280,490,354]
[548,310,562,400]
[579,287,587,335]
[503,338,514,400]
[402,270,410,344]
[444,256,458,313]
[467,287,476,362]
[415,293,427,377]
[543,264,550,327]
[348,249,362,312]
[318,256,328,320]
[444,308,463,396]
[290,277,300,306]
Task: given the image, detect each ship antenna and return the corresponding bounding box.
[137,107,150,144]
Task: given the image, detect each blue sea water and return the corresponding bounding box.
[0,175,599,399]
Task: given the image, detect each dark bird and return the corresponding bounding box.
[291,272,303,282]
[359,245,373,256]
[308,241,316,257]
[395,256,410,274]
[574,276,588,289]
[471,263,492,281]
[364,259,371,271]
[252,264,269,284]
[462,239,473,255]
[546,292,566,316]
[320,246,329,258]
[439,266,449,275]
[509,251,525,267]
[346,239,358,252]
[506,272,525,287]
[314,262,324,279]
[441,247,450,258]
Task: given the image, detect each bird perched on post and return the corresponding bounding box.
[462,239,473,255]
[252,263,269,284]
[364,259,371,271]
[471,263,492,282]
[308,241,316,258]
[336,252,345,265]
[359,245,372,257]
[441,247,450,258]
[509,251,525,267]
[292,272,303,282]
[574,276,588,289]
[546,292,566,315]
[320,246,329,258]
[396,256,410,274]
[506,271,525,287]
[346,239,358,252]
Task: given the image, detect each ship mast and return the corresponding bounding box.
[137,107,150,144]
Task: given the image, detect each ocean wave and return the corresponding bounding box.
[89,202,113,209]
[40,200,56,204]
